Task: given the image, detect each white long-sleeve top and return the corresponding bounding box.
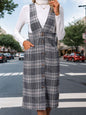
[14,3,65,47]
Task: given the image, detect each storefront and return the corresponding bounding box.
[59,46,76,57]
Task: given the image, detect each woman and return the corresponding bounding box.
[14,0,65,115]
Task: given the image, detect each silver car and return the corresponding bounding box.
[19,53,24,60]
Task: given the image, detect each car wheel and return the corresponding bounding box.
[82,60,85,62]
[66,58,68,61]
[2,60,5,63]
[72,58,75,62]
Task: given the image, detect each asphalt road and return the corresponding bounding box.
[0,57,86,115]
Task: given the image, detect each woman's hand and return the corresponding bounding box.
[49,0,60,16]
[23,40,34,50]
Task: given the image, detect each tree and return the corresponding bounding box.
[0,34,23,52]
[0,0,18,18]
[62,20,86,52]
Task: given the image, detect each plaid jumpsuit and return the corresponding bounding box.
[22,3,59,110]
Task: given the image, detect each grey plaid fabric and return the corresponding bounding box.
[22,3,59,110]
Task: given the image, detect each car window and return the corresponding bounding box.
[70,53,74,56]
[76,53,82,56]
[76,54,79,56]
[20,53,24,56]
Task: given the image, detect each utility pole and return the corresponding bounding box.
[78,5,86,58]
[78,5,86,22]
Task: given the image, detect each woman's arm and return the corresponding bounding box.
[55,4,65,40]
[13,5,29,46]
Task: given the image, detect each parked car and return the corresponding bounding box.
[0,53,7,63]
[63,54,69,59]
[4,53,11,60]
[66,52,85,62]
[19,53,24,60]
[16,53,20,57]
[11,54,15,59]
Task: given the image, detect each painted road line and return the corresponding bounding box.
[65,73,86,76]
[0,97,22,108]
[19,72,23,75]
[60,74,65,76]
[3,73,12,76]
[0,93,86,108]
[0,72,18,76]
[0,72,86,77]
[58,102,86,108]
[0,72,21,77]
[0,72,64,77]
[12,72,20,75]
[60,93,86,99]
[0,73,5,76]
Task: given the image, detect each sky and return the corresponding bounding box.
[0,0,86,46]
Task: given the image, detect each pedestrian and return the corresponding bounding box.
[14,0,65,115]
[81,48,84,56]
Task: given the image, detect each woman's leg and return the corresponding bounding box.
[37,110,47,115]
[46,107,51,115]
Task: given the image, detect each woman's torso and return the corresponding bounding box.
[24,3,53,33]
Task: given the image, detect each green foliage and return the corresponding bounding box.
[0,34,23,52]
[0,0,18,18]
[62,20,86,51]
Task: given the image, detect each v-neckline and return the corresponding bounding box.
[34,3,51,29]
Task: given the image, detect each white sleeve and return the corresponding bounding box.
[55,4,65,41]
[13,5,29,46]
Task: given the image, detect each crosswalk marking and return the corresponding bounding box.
[60,74,65,76]
[58,102,86,108]
[2,72,23,76]
[0,93,86,108]
[0,72,86,77]
[0,72,65,77]
[65,73,86,76]
[3,73,12,76]
[0,73,5,76]
[12,72,21,75]
[0,72,23,77]
[60,93,86,99]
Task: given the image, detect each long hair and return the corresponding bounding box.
[32,0,54,12]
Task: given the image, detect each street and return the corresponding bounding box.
[0,57,86,115]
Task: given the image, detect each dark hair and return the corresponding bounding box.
[32,0,36,3]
